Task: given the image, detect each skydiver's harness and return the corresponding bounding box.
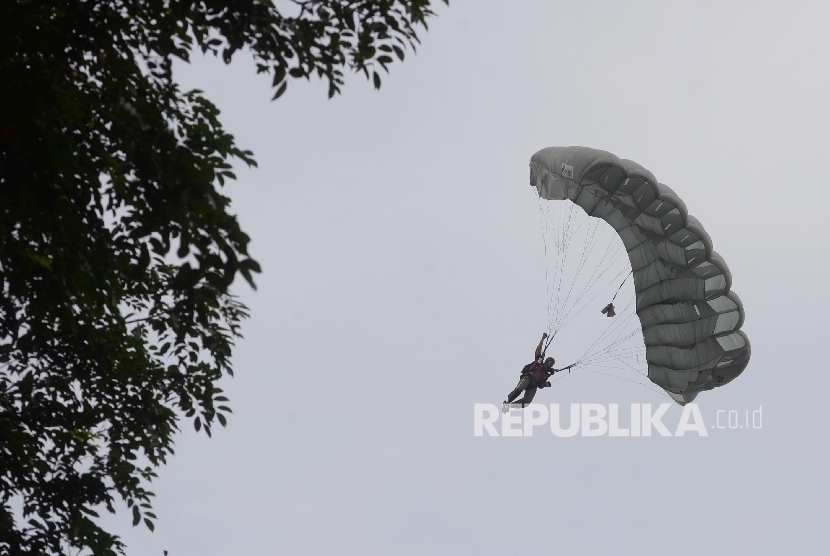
[520,360,576,389]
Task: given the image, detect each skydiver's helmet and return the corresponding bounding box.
[543,357,555,368]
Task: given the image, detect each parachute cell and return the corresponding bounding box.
[530,146,750,404]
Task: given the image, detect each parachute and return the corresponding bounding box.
[530,146,750,405]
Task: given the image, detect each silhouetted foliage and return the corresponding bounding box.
[0,1,445,554]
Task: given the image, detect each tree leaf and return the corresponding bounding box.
[80,506,100,518]
[272,82,288,100]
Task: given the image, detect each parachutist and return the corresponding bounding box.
[529,146,750,403]
[502,333,559,413]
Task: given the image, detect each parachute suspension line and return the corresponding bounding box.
[576,343,657,391]
[575,294,638,366]
[542,199,566,335]
[535,198,649,393]
[546,197,566,334]
[571,318,642,377]
[591,296,639,356]
[583,326,642,368]
[611,270,634,302]
[566,300,666,400]
[543,331,555,354]
[553,236,622,331]
[536,191,556,336]
[610,300,642,345]
[547,349,665,401]
[569,291,664,399]
[551,217,603,332]
[544,204,618,336]
[555,263,630,333]
[543,196,572,335]
[551,211,632,332]
[536,198,578,349]
[553,202,570,329]
[540,288,654,396]
[551,202,577,331]
[578,366,673,400]
[536,197,636,340]
[539,197,576,337]
[581,350,645,372]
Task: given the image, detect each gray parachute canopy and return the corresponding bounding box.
[530,146,750,404]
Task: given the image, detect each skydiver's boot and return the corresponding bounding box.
[504,394,516,412]
[504,384,529,412]
[503,400,526,413]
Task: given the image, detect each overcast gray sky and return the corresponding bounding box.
[103,1,830,554]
